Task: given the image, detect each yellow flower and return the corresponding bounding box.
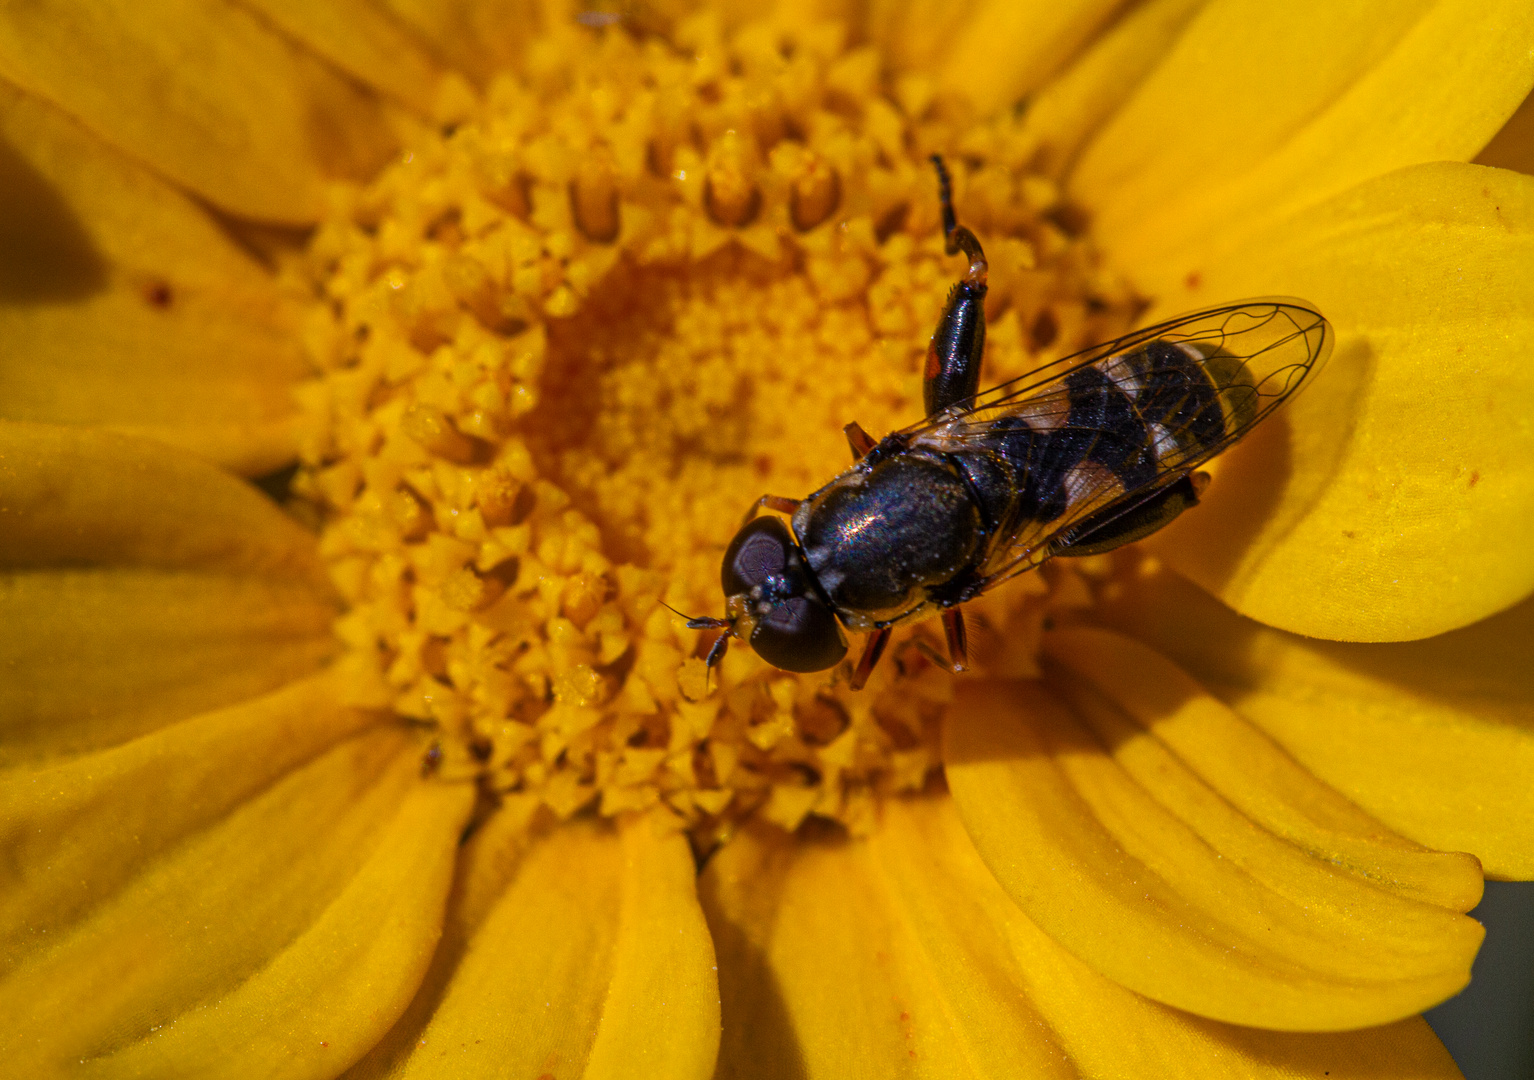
[1,2,1531,1077]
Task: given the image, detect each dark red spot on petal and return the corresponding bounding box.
[1185,270,1202,289]
[1029,308,1057,350]
[143,280,173,308]
[1469,470,1480,487]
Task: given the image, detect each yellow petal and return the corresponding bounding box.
[379,0,534,87]
[1096,565,1534,880]
[945,672,1483,1030]
[1012,0,1209,178]
[702,798,1462,1077]
[236,0,445,114]
[1071,0,1534,280]
[0,570,336,763]
[0,1,398,222]
[0,422,325,576]
[705,812,1074,1078]
[1044,626,1484,911]
[347,811,720,1080]
[0,423,336,763]
[584,819,721,1080]
[0,84,308,474]
[0,672,378,966]
[934,0,1126,116]
[0,728,473,1077]
[1475,86,1534,175]
[1145,163,1534,639]
[864,0,1123,115]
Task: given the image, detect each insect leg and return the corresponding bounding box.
[844,421,875,461]
[664,602,732,691]
[895,635,946,673]
[924,155,989,418]
[740,494,802,527]
[941,608,968,672]
[894,631,960,675]
[849,626,892,691]
[1050,471,1207,558]
[703,631,730,667]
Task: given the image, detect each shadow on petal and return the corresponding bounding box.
[1475,86,1534,175]
[1142,163,1534,640]
[1148,331,1373,602]
[699,818,814,1080]
[0,131,105,300]
[0,87,312,474]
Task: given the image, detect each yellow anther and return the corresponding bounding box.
[441,566,507,612]
[570,147,621,243]
[705,130,760,228]
[790,151,840,231]
[401,403,481,464]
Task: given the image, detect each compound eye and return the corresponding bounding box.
[749,594,848,673]
[721,516,795,597]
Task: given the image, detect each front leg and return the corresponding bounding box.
[848,626,892,691]
[924,155,989,418]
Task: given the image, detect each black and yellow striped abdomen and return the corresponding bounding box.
[940,338,1252,571]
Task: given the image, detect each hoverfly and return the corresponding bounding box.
[685,156,1331,689]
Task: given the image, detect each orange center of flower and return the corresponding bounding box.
[292,12,1137,846]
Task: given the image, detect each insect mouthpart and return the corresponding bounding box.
[719,517,848,673]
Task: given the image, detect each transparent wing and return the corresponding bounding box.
[903,298,1332,593]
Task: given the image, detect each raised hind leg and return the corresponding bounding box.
[924,155,989,418]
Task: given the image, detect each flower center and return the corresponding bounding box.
[292,11,1137,847]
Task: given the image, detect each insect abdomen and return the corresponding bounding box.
[1106,338,1248,461]
[953,338,1245,561]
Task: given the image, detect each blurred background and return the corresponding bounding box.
[1425,881,1534,1080]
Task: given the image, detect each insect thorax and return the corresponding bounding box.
[795,450,985,628]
